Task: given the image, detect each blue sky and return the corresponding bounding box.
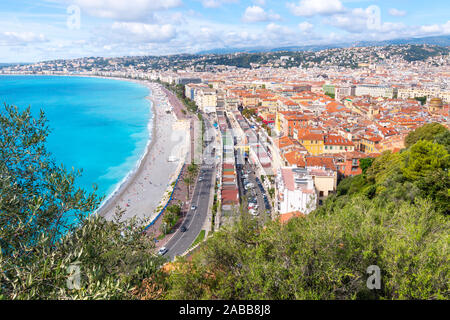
[0,0,449,62]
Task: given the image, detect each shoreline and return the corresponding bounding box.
[94,80,158,218]
[1,73,189,223]
[93,78,189,222]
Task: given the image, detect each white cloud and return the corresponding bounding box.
[326,7,405,34]
[420,21,450,34]
[111,22,177,42]
[287,0,345,17]
[298,21,313,32]
[60,0,182,21]
[242,6,280,23]
[388,8,406,17]
[201,0,238,8]
[0,32,47,46]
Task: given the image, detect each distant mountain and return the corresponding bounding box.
[197,35,450,55]
[0,62,29,67]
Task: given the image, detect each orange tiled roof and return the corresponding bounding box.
[279,211,305,224]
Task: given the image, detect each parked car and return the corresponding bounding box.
[191,205,197,210]
[158,247,168,255]
[243,174,249,179]
[249,209,259,216]
[246,183,254,189]
[180,225,187,232]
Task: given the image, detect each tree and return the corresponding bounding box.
[414,96,427,105]
[402,140,449,181]
[166,204,181,216]
[405,123,448,148]
[148,197,449,300]
[434,130,450,153]
[183,177,193,200]
[187,162,199,177]
[0,105,163,299]
[139,134,450,300]
[0,104,100,257]
[359,158,374,174]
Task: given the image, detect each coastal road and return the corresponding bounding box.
[164,115,217,260]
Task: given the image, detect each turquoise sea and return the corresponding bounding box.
[0,75,152,211]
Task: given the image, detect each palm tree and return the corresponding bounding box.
[187,162,198,177]
[183,176,193,200]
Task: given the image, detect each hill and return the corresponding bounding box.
[197,35,450,55]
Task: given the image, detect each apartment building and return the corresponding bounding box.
[355,85,398,99]
[195,88,218,113]
[276,167,317,215]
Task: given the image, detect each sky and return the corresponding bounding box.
[0,0,449,62]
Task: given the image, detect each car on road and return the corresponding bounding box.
[198,177,203,182]
[245,183,254,189]
[191,205,197,210]
[158,247,168,255]
[180,225,187,232]
[243,174,249,179]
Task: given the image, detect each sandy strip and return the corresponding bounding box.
[96,80,190,222]
[0,73,190,222]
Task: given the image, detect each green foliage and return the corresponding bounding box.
[160,204,182,235]
[1,210,164,299]
[359,158,374,174]
[242,108,257,119]
[0,105,101,257]
[414,96,427,106]
[434,130,450,153]
[405,123,448,148]
[156,198,449,300]
[325,92,335,99]
[190,230,206,249]
[0,104,163,299]
[401,140,449,181]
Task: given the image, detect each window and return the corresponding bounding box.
[319,191,324,197]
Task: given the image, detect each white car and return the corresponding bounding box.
[191,205,197,210]
[246,183,254,189]
[158,247,168,255]
[248,202,257,208]
[249,209,259,216]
